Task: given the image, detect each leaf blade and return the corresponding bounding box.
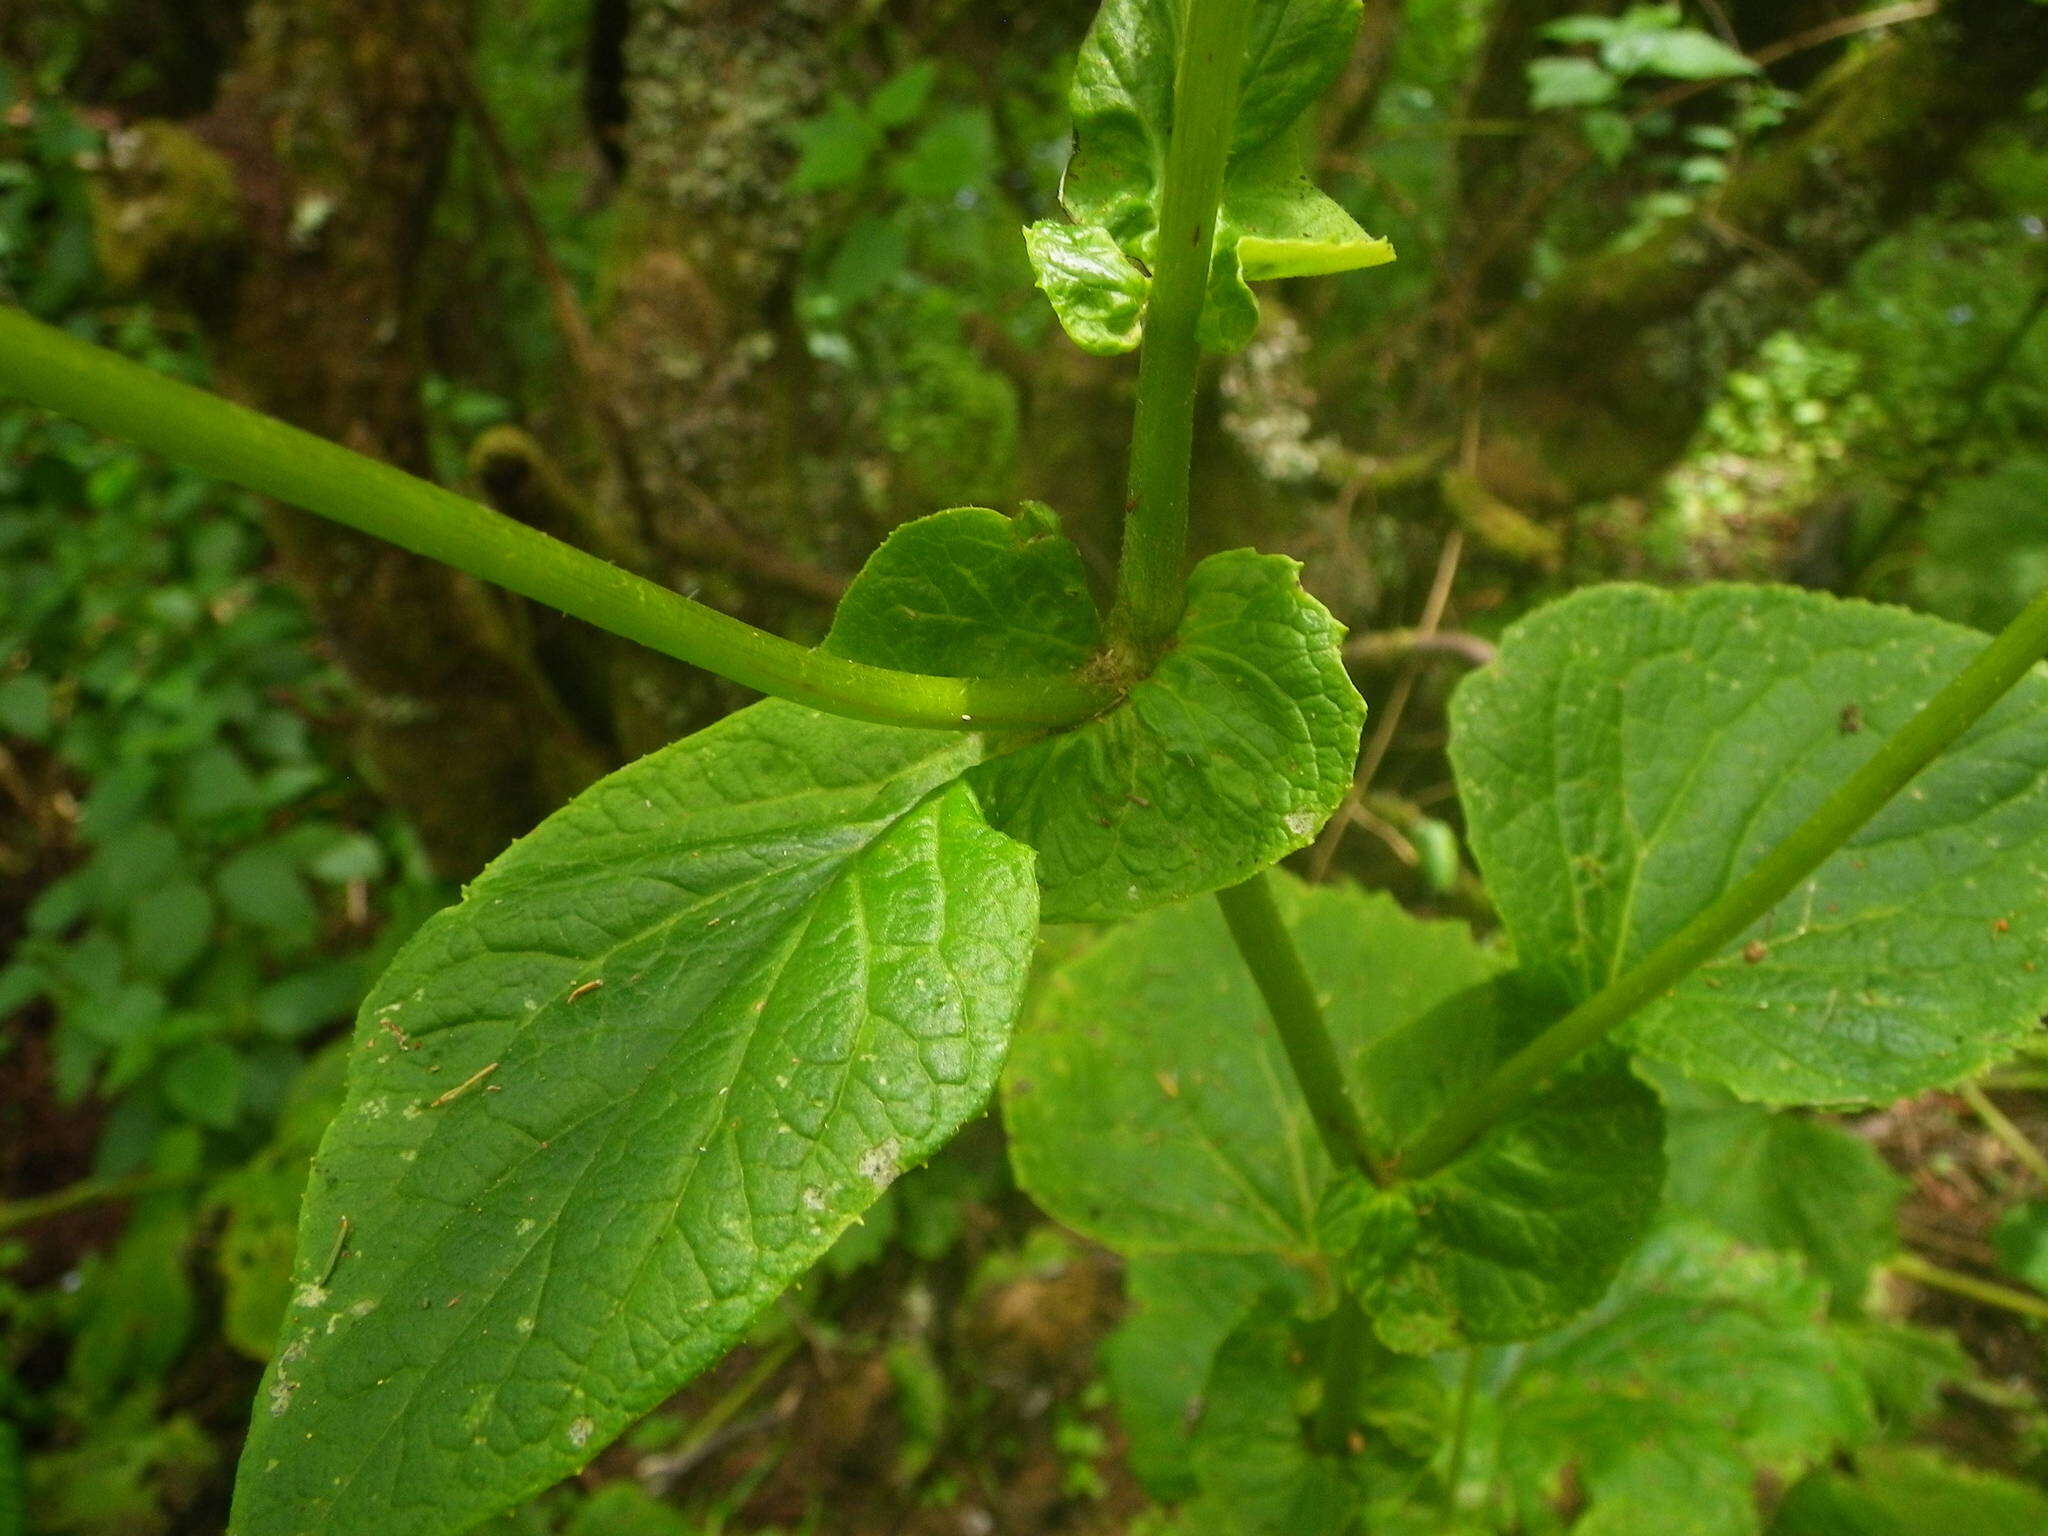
[230,705,1035,1536]
[1452,584,2048,1105]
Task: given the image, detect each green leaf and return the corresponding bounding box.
[305,832,386,886]
[254,960,366,1041]
[1036,0,1393,355]
[888,108,994,200]
[215,844,318,945]
[68,1212,198,1407]
[125,879,214,981]
[230,702,1036,1536]
[1500,1222,1876,1536]
[821,215,909,309]
[1653,1064,1903,1304]
[561,1483,698,1536]
[1105,1251,1308,1500]
[162,1038,246,1129]
[0,671,51,740]
[1770,1448,2048,1536]
[1543,15,1625,44]
[1581,107,1636,166]
[822,504,1100,680]
[1321,972,1664,1353]
[787,95,882,193]
[1528,55,1620,109]
[1992,1197,2048,1290]
[867,61,936,129]
[973,550,1362,919]
[177,744,266,822]
[1006,879,1502,1257]
[1452,584,2048,1105]
[213,1044,351,1359]
[1607,28,1756,81]
[827,508,1363,920]
[1024,222,1150,355]
[1184,1300,1353,1536]
[1834,1321,1970,1432]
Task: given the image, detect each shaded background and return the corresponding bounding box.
[2,0,2048,1530]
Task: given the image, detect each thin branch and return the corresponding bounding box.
[637,1335,800,1494]
[0,1171,198,1235]
[1961,1081,2048,1188]
[1310,528,1465,881]
[1344,627,1497,670]
[1892,1251,2048,1324]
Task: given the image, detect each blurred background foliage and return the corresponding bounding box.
[1,1,2047,1532]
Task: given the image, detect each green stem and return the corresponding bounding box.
[1312,1295,1368,1453]
[0,1171,197,1236]
[1892,1252,2048,1324]
[0,307,1114,733]
[1981,1070,2048,1092]
[1961,1082,2048,1188]
[1216,872,1384,1182]
[1401,575,2048,1179]
[1441,1349,1481,1529]
[1109,0,1256,664]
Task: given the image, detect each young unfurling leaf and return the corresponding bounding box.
[1027,0,1394,355]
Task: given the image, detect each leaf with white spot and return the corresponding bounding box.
[230,703,1035,1536]
[1030,0,1394,355]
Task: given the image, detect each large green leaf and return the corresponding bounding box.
[1321,972,1664,1354]
[1653,1064,1903,1305]
[230,704,1036,1536]
[1005,879,1502,1257]
[1499,1222,1877,1536]
[827,507,1364,921]
[1028,0,1393,355]
[1452,584,2048,1105]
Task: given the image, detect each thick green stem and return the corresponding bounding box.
[1401,575,2048,1179]
[1109,0,1256,663]
[1216,872,1384,1182]
[1312,1295,1368,1454]
[0,307,1114,733]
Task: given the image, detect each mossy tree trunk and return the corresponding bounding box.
[192,0,612,878]
[1475,0,2048,510]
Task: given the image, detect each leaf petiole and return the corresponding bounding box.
[1215,871,1384,1182]
[0,307,1115,733]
